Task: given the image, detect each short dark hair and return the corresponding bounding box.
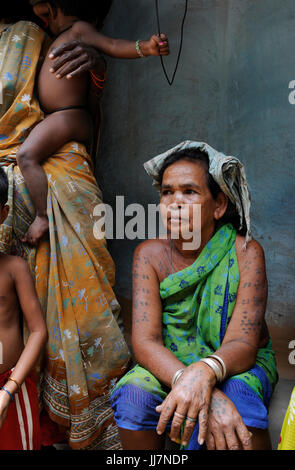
[159,148,245,235]
[0,167,9,207]
[47,0,113,24]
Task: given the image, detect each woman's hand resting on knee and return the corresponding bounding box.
[156,362,217,447]
[206,388,253,450]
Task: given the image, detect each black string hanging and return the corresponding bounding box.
[155,0,189,86]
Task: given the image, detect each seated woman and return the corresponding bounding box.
[111,141,278,450]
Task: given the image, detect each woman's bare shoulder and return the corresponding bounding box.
[133,239,172,280]
[235,234,266,273]
[134,238,170,261]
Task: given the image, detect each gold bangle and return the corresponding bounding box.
[8,377,20,390]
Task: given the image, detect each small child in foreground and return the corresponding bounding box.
[0,167,48,450]
[17,0,170,246]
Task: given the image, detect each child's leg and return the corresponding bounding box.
[17,110,90,245]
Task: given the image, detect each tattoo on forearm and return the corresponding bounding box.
[240,309,262,335]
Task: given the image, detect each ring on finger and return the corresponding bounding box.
[186,416,197,423]
[174,411,186,419]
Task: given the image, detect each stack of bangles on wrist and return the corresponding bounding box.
[200,355,227,382]
[135,40,146,58]
[90,70,106,92]
[0,377,20,402]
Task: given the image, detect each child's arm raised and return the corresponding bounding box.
[0,258,47,420]
[71,21,169,59]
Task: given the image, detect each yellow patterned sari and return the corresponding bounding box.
[278,388,295,450]
[0,20,130,449]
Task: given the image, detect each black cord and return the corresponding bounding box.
[155,0,188,86]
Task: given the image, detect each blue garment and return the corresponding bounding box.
[111,368,270,450]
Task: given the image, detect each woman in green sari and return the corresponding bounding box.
[111,141,278,450]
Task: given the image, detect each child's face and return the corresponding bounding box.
[33,2,60,36]
[0,204,9,225]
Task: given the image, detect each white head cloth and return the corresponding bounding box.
[144,140,252,246]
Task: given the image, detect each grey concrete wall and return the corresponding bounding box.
[97,0,295,327]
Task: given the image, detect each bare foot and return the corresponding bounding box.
[22,215,49,246]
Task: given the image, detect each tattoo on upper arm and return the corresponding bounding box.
[132,252,154,324]
[253,296,263,307]
[238,250,267,338]
[141,312,149,323]
[254,280,262,291]
[242,282,252,288]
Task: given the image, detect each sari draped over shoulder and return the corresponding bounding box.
[0,21,130,449]
[111,224,278,450]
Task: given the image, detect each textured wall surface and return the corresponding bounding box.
[96,0,295,327]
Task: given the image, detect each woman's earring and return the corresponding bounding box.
[43,19,49,29]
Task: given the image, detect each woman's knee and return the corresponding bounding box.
[118,428,166,451]
[248,427,272,450]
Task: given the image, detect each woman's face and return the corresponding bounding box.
[160,159,228,246]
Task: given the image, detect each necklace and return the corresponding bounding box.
[155,0,189,86]
[54,21,78,39]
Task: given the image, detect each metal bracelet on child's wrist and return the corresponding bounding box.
[136,40,146,58]
[1,386,14,402]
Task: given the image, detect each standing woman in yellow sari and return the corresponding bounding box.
[0,2,130,450]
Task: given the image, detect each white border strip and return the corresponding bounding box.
[21,383,33,450]
[15,393,27,450]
